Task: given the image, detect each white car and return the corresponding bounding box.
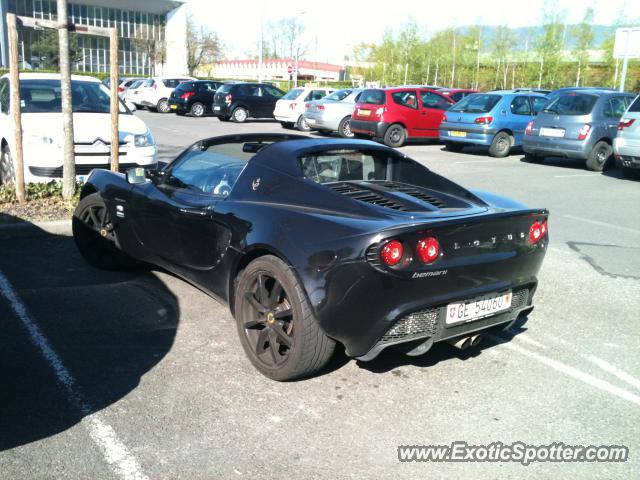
[138,76,195,113]
[124,78,149,108]
[274,87,335,131]
[0,73,157,184]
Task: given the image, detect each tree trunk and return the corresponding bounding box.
[110,28,119,172]
[537,56,544,89]
[57,0,75,200]
[7,14,25,203]
[576,58,581,87]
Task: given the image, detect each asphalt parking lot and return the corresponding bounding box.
[1,110,639,479]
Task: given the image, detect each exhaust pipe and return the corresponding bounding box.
[447,336,472,350]
[469,334,483,347]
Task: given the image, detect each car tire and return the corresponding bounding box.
[524,153,544,163]
[586,141,613,172]
[232,107,248,123]
[444,141,464,152]
[72,193,139,271]
[156,98,170,113]
[234,255,335,381]
[622,166,640,179]
[190,102,205,117]
[0,144,16,185]
[489,131,512,157]
[297,115,311,131]
[338,116,354,138]
[383,124,407,148]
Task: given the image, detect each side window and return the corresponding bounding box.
[392,91,418,109]
[531,97,548,115]
[420,91,450,110]
[353,92,362,102]
[264,86,284,97]
[606,97,627,118]
[0,79,9,114]
[510,96,531,115]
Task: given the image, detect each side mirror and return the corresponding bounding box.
[125,100,137,112]
[126,167,147,184]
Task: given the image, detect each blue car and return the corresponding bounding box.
[439,91,548,157]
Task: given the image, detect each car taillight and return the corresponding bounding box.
[540,220,548,237]
[416,237,440,264]
[380,240,403,266]
[118,86,125,93]
[525,121,534,135]
[224,94,232,105]
[618,118,635,130]
[442,114,448,122]
[289,102,297,110]
[305,102,311,110]
[180,91,195,100]
[317,104,325,110]
[529,221,543,244]
[578,124,591,140]
[474,116,493,125]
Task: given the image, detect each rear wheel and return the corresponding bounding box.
[72,193,139,270]
[489,131,512,157]
[383,124,407,148]
[297,115,311,131]
[444,141,464,152]
[338,116,354,138]
[190,102,205,117]
[586,141,613,172]
[232,107,248,123]
[0,145,16,185]
[234,255,335,381]
[156,98,170,113]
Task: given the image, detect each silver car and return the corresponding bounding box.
[303,88,363,138]
[614,95,640,179]
[522,89,635,171]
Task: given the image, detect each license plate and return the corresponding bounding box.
[170,104,177,109]
[540,127,565,138]
[213,105,221,111]
[449,130,467,137]
[446,291,512,325]
[358,109,371,117]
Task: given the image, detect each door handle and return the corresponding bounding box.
[179,207,209,216]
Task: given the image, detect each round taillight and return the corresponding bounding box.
[380,240,403,266]
[417,237,440,263]
[529,222,543,244]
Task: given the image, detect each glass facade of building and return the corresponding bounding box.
[8,0,165,75]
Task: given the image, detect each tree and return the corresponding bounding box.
[30,28,81,69]
[491,26,516,89]
[186,16,222,76]
[534,5,565,89]
[572,8,595,87]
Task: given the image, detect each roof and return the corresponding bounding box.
[2,72,101,82]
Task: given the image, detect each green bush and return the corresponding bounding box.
[0,180,82,204]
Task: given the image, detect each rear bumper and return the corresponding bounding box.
[167,98,189,113]
[614,137,640,169]
[274,113,299,123]
[522,136,592,159]
[211,104,231,117]
[303,112,341,131]
[439,123,497,146]
[351,119,389,138]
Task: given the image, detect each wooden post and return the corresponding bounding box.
[110,28,119,172]
[57,0,75,200]
[7,13,25,203]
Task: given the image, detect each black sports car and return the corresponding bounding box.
[73,134,549,381]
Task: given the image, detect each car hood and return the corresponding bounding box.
[21,112,149,143]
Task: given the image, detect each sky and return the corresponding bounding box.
[186,0,640,65]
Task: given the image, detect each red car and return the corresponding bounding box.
[351,87,455,147]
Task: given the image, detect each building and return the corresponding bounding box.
[0,0,187,76]
[212,59,345,82]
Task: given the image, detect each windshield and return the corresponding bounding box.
[282,88,304,100]
[450,93,501,113]
[542,93,598,115]
[325,89,352,101]
[20,80,129,114]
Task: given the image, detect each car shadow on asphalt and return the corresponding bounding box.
[0,222,179,452]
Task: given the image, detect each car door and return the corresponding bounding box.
[507,95,534,144]
[262,85,285,118]
[604,96,629,139]
[418,90,453,137]
[389,90,421,137]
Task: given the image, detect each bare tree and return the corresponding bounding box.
[186,16,222,76]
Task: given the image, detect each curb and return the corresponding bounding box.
[0,219,72,240]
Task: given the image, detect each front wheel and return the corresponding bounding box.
[383,124,407,148]
[72,193,139,270]
[234,255,335,381]
[586,141,613,172]
[489,131,512,157]
[156,98,170,113]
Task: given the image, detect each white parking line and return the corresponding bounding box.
[0,270,149,480]
[563,215,640,235]
[583,354,640,392]
[490,334,640,407]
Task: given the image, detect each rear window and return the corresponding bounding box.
[282,88,304,100]
[628,95,640,113]
[359,90,385,105]
[450,94,501,113]
[217,84,234,94]
[542,93,597,115]
[325,89,352,101]
[175,82,195,91]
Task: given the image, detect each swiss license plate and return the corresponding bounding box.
[446,291,512,325]
[170,104,177,109]
[540,127,565,138]
[449,130,467,137]
[358,109,371,117]
[213,105,221,111]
